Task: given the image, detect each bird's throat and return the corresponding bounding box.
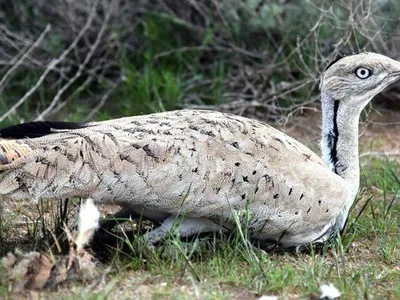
[328,100,340,174]
[321,92,361,228]
[321,93,341,174]
[321,93,360,178]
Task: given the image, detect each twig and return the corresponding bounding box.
[360,151,400,159]
[0,24,51,95]
[35,0,113,121]
[84,76,124,121]
[153,45,265,63]
[0,0,100,123]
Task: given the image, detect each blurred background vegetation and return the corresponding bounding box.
[0,0,399,126]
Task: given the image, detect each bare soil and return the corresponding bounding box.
[276,108,400,155]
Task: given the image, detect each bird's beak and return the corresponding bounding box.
[385,59,400,88]
[389,59,400,78]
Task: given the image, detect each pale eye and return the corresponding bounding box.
[355,67,372,79]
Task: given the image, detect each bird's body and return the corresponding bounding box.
[0,111,346,246]
[1,52,400,248]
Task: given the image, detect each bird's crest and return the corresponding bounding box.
[325,54,347,70]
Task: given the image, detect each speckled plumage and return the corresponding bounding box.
[1,52,400,248]
[0,110,345,245]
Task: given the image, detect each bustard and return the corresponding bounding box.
[0,52,399,248]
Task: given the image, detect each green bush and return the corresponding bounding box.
[0,0,399,125]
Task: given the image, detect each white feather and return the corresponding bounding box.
[258,296,278,300]
[75,198,100,250]
[320,283,341,299]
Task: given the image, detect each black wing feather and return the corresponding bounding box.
[0,121,87,139]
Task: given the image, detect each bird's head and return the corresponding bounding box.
[320,52,400,109]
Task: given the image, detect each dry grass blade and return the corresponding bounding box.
[384,187,399,219]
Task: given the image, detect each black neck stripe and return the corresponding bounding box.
[330,100,340,173]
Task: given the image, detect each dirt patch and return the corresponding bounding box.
[275,108,400,156]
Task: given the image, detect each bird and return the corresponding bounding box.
[0,52,399,249]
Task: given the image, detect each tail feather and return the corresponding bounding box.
[0,129,116,201]
[0,139,35,169]
[0,121,87,171]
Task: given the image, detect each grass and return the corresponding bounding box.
[0,1,400,298]
[0,155,399,299]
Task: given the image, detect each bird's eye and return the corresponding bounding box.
[355,67,372,79]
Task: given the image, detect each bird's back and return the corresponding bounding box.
[0,110,348,244]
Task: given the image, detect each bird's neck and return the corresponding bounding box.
[320,92,362,227]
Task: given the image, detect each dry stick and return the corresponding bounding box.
[0,33,31,61]
[219,77,317,113]
[0,0,100,123]
[360,151,400,159]
[0,30,35,67]
[261,78,316,105]
[0,59,58,122]
[369,121,400,125]
[153,45,264,64]
[51,60,119,115]
[49,72,98,116]
[295,37,314,77]
[35,0,113,121]
[0,24,51,95]
[357,14,390,54]
[0,38,30,65]
[0,24,34,46]
[85,77,124,121]
[0,25,53,69]
[0,31,61,71]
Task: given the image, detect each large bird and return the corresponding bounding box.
[1,52,399,248]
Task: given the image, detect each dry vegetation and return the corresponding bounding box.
[1,0,400,123]
[0,0,399,299]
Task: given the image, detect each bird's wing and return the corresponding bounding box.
[0,110,348,240]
